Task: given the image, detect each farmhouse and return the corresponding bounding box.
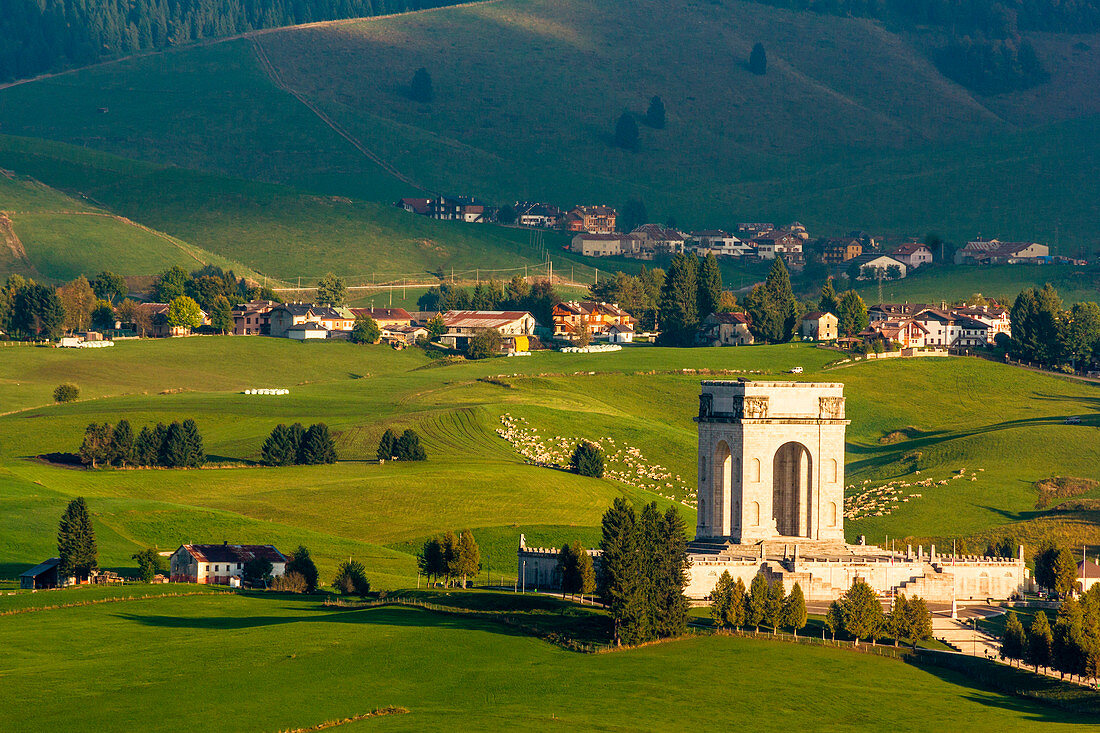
[268,304,355,337]
[852,254,907,280]
[606,322,634,343]
[349,307,413,328]
[912,309,991,348]
[439,310,538,351]
[800,312,838,341]
[515,202,561,228]
[690,230,749,258]
[169,543,287,585]
[955,238,1050,265]
[382,324,428,346]
[570,233,640,257]
[699,312,753,346]
[630,224,685,257]
[551,301,635,338]
[1080,559,1100,593]
[564,205,616,234]
[521,380,1029,602]
[232,300,278,335]
[752,230,803,263]
[859,318,929,348]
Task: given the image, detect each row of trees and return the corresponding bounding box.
[261,423,337,466]
[1001,586,1100,682]
[589,267,665,331]
[1033,542,1081,598]
[598,498,691,645]
[377,429,427,461]
[656,252,733,346]
[824,579,933,645]
[417,530,481,587]
[1008,285,1100,369]
[417,276,560,327]
[711,572,807,635]
[79,419,204,469]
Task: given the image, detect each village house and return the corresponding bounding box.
[752,230,803,263]
[349,307,413,328]
[1079,559,1100,593]
[819,238,863,264]
[953,304,1010,341]
[698,312,753,346]
[138,302,208,337]
[232,300,279,335]
[439,310,538,351]
[852,254,907,280]
[268,304,355,337]
[397,197,430,216]
[514,202,561,228]
[800,312,838,341]
[570,233,640,258]
[170,543,287,585]
[689,230,751,258]
[564,205,617,234]
[891,242,934,269]
[912,309,990,348]
[382,324,429,346]
[736,222,774,236]
[859,318,929,349]
[551,301,635,339]
[955,238,1050,265]
[285,322,330,340]
[630,224,685,257]
[606,322,634,343]
[868,303,933,321]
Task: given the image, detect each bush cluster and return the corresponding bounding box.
[417,530,480,588]
[53,383,80,403]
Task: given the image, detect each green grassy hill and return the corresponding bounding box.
[853,263,1100,306]
[3,0,1100,254]
[2,339,1098,583]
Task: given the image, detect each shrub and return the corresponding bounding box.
[570,440,604,478]
[132,548,167,582]
[286,545,319,592]
[54,383,79,403]
[466,328,502,359]
[271,571,308,593]
[333,559,371,595]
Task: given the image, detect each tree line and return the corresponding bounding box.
[711,571,807,635]
[1,0,470,83]
[1007,285,1100,370]
[261,423,337,466]
[598,498,691,646]
[417,276,560,327]
[417,530,480,587]
[79,418,204,468]
[1000,585,1100,683]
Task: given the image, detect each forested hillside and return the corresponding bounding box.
[0,0,466,83]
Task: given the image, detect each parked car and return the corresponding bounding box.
[789,366,803,374]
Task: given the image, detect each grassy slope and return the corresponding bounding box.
[853,263,1100,306]
[1,593,1090,730]
[0,172,261,281]
[1,338,1099,585]
[3,0,1100,253]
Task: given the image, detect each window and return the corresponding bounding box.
[237,563,242,570]
[214,565,219,572]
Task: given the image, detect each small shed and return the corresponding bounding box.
[286,322,329,341]
[20,558,61,590]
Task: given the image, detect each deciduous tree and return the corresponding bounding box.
[166,295,202,330]
[350,316,381,344]
[783,582,807,636]
[316,273,348,306]
[91,271,127,303]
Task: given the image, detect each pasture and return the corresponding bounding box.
[0,591,1092,730]
[2,338,1099,585]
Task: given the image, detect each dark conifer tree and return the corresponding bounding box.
[614,111,639,151]
[409,67,433,103]
[657,253,700,346]
[570,440,604,477]
[286,545,319,592]
[645,95,666,128]
[377,428,397,461]
[134,426,158,467]
[57,497,98,579]
[395,429,427,461]
[287,422,306,464]
[749,42,768,75]
[819,278,841,314]
[181,418,204,467]
[110,419,134,466]
[697,253,723,319]
[599,498,640,646]
[302,423,337,465]
[261,424,295,466]
[160,422,191,468]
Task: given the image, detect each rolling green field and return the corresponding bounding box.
[2,338,1099,586]
[2,591,1092,731]
[2,0,1100,253]
[854,263,1100,307]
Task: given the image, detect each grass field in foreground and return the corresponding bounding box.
[1,591,1091,731]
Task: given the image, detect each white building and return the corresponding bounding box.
[854,255,908,280]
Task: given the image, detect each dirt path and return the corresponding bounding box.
[249,37,430,193]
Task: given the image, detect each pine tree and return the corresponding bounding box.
[109,419,134,466]
[134,426,158,466]
[645,95,666,128]
[764,579,785,634]
[614,111,639,151]
[409,67,433,103]
[654,505,690,638]
[288,423,306,464]
[1027,610,1054,671]
[418,537,446,585]
[557,542,579,599]
[57,497,98,579]
[302,423,337,465]
[838,290,869,337]
[711,570,735,628]
[395,429,427,461]
[1053,597,1086,679]
[886,594,911,646]
[261,424,295,466]
[746,573,768,632]
[657,253,700,346]
[570,440,604,477]
[749,42,767,75]
[697,253,723,320]
[160,422,191,468]
[209,295,233,334]
[377,428,397,461]
[599,498,640,646]
[819,278,841,314]
[783,582,807,637]
[1001,610,1027,666]
[765,258,800,341]
[181,418,204,467]
[730,577,748,628]
[577,545,597,603]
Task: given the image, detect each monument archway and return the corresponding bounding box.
[773,441,812,537]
